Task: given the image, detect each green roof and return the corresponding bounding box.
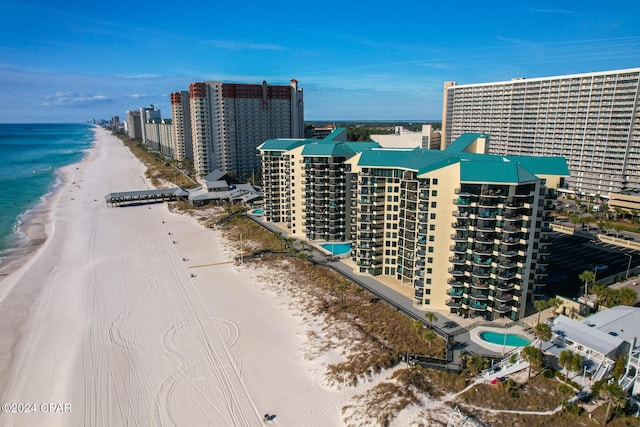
[258,138,307,151]
[355,133,569,183]
[444,132,489,153]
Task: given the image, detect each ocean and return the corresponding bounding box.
[0,123,95,261]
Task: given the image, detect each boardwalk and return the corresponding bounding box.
[105,188,188,206]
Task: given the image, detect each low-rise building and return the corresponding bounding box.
[549,306,640,395]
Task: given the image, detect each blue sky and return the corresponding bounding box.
[1,1,639,123]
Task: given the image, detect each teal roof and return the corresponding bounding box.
[356,133,569,183]
[258,138,307,151]
[458,159,540,183]
[258,128,379,156]
[323,128,347,142]
[301,140,380,157]
[444,132,489,153]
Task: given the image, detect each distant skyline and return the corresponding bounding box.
[2,1,639,123]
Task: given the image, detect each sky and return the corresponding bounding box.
[1,1,639,123]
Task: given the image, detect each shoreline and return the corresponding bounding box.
[0,128,363,426]
[0,129,96,280]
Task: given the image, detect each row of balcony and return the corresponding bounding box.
[444,298,518,313]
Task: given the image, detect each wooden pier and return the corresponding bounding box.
[105,188,189,207]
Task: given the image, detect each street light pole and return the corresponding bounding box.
[626,253,633,279]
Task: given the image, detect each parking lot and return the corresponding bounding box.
[546,232,640,298]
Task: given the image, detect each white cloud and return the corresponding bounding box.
[42,92,109,107]
[203,39,283,51]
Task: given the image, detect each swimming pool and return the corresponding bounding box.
[249,208,264,215]
[320,242,352,255]
[479,331,530,347]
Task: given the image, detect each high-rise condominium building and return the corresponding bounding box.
[170,91,193,163]
[259,131,569,320]
[442,68,640,198]
[185,79,304,178]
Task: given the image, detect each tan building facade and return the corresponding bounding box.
[259,132,569,320]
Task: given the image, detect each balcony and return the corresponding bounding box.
[451,244,468,253]
[446,288,464,297]
[494,292,515,303]
[452,232,469,241]
[470,280,490,290]
[495,282,515,292]
[498,258,517,269]
[470,291,489,300]
[452,221,469,229]
[446,299,462,308]
[493,304,513,313]
[449,266,467,276]
[472,245,492,255]
[470,301,488,311]
[472,256,492,266]
[497,270,518,280]
[475,232,493,243]
[448,279,466,288]
[450,255,467,265]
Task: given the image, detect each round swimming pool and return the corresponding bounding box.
[479,331,530,347]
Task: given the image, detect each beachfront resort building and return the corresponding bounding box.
[170,90,193,163]
[442,68,640,198]
[126,109,142,140]
[258,128,379,240]
[259,130,569,320]
[143,119,174,158]
[179,79,304,179]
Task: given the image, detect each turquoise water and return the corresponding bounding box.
[250,208,264,215]
[479,331,530,347]
[321,242,352,255]
[0,123,94,255]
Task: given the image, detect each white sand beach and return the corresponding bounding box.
[0,127,357,426]
[0,127,476,427]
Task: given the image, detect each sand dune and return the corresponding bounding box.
[0,128,356,426]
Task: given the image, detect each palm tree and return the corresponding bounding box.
[599,381,626,425]
[469,354,489,374]
[579,269,597,298]
[558,350,583,381]
[424,330,437,356]
[534,323,552,349]
[521,346,544,379]
[534,299,549,324]
[424,311,438,329]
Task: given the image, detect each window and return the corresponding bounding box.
[429,235,435,241]
[427,268,432,274]
[430,224,435,230]
[428,247,434,252]
[431,201,437,208]
[432,179,438,185]
[427,257,433,263]
[430,213,436,220]
[432,190,438,196]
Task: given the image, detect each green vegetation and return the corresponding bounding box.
[115,133,196,188]
[589,284,638,307]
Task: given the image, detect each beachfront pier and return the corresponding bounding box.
[105,188,189,207]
